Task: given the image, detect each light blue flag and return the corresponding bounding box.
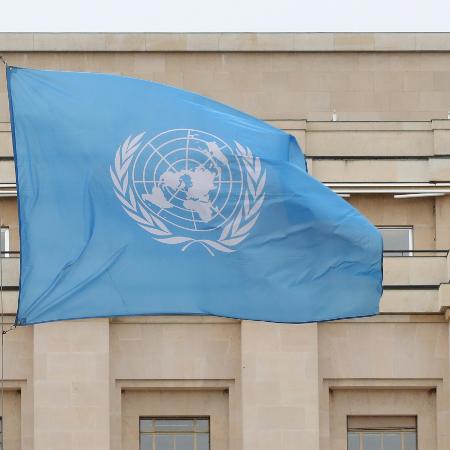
[7,66,382,325]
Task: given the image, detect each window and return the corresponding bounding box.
[140,417,209,450]
[0,228,9,257]
[347,416,417,450]
[378,227,413,256]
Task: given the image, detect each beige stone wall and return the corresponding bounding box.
[0,390,21,450]
[329,389,437,450]
[349,195,436,249]
[241,322,320,450]
[0,198,19,251]
[318,316,450,450]
[109,317,241,450]
[122,390,229,450]
[2,50,450,122]
[33,320,110,450]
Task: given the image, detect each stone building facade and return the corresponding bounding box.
[0,32,450,450]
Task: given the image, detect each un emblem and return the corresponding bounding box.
[110,129,266,255]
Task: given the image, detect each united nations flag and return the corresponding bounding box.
[7,66,382,325]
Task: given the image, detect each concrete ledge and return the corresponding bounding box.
[0,290,18,315]
[383,256,448,286]
[438,283,450,311]
[0,160,16,183]
[380,289,439,313]
[1,33,450,52]
[3,120,449,159]
[0,257,19,286]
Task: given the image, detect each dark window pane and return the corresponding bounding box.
[175,434,194,450]
[155,419,194,432]
[363,433,382,450]
[379,228,411,254]
[140,434,153,450]
[196,419,209,432]
[383,433,401,450]
[140,418,209,450]
[140,419,153,432]
[197,434,209,450]
[0,229,6,253]
[347,432,359,450]
[155,434,173,450]
[404,432,417,450]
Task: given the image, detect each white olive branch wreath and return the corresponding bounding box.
[110,133,266,255]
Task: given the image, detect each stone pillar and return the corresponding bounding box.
[241,321,320,450]
[435,196,450,250]
[442,308,450,450]
[33,319,110,450]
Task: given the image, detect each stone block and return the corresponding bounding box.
[347,72,374,92]
[380,289,439,313]
[293,33,334,51]
[433,71,450,91]
[433,129,450,155]
[374,71,403,92]
[145,33,187,51]
[33,33,107,51]
[0,131,12,157]
[383,256,447,286]
[419,91,450,111]
[334,33,375,51]
[219,33,258,51]
[429,157,450,180]
[186,33,220,51]
[311,159,429,182]
[403,70,434,91]
[416,33,450,51]
[374,33,416,51]
[0,33,34,50]
[105,33,146,51]
[438,283,450,311]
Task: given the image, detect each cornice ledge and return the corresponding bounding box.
[1,33,450,52]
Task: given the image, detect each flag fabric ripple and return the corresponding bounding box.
[7,66,383,325]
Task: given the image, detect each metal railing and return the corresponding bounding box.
[383,249,449,257]
[0,252,19,256]
[2,250,449,258]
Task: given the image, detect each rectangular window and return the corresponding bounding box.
[0,228,9,258]
[140,417,209,450]
[378,227,413,256]
[347,416,417,450]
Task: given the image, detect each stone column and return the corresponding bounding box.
[441,308,450,450]
[33,319,110,450]
[435,196,450,250]
[241,321,320,450]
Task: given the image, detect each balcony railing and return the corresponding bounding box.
[3,250,448,257]
[383,249,449,257]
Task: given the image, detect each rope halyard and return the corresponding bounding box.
[1,255,4,428]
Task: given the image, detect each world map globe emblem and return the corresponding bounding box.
[111,129,266,254]
[132,129,244,232]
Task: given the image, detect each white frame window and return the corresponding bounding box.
[0,228,9,258]
[377,226,413,256]
[348,428,417,450]
[347,416,417,450]
[139,417,210,450]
